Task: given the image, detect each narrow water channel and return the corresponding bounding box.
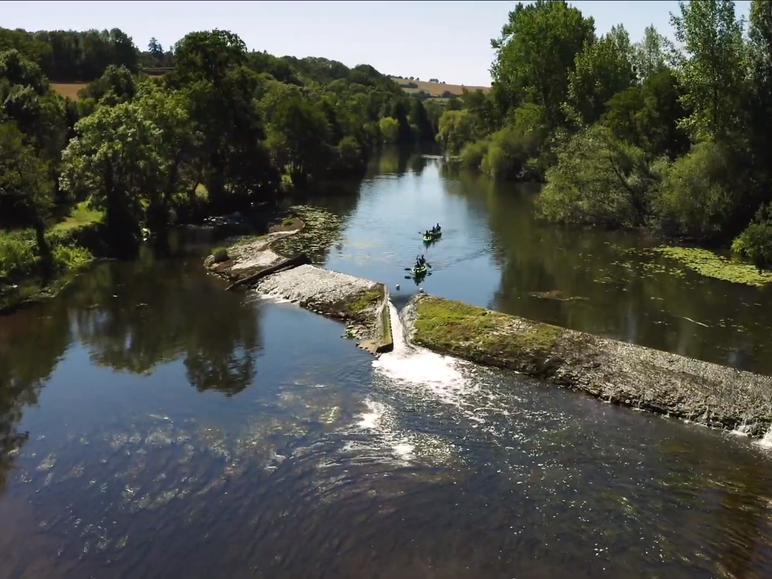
[1,147,772,578]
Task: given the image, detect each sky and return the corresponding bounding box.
[3,1,752,87]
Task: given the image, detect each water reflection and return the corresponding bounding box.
[2,148,772,578]
[0,292,72,495]
[441,167,772,375]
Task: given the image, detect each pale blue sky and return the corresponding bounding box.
[4,1,752,87]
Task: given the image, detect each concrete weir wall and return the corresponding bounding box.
[255,264,394,354]
[223,248,772,438]
[402,294,772,438]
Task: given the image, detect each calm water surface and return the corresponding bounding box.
[1,147,772,578]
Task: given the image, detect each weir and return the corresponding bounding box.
[235,259,772,439]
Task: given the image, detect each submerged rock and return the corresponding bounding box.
[403,294,772,438]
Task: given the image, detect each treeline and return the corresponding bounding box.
[437,0,772,267]
[0,26,440,291]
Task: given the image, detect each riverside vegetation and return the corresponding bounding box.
[434,0,772,280]
[0,27,439,310]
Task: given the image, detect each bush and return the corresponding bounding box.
[436,109,477,154]
[0,233,37,278]
[212,247,230,263]
[652,141,738,240]
[536,126,657,228]
[378,117,399,144]
[459,140,488,170]
[731,215,772,268]
[52,243,92,272]
[479,104,549,181]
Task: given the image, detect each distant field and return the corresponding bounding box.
[390,77,490,98]
[51,82,89,100]
[51,75,487,102]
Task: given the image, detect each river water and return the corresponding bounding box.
[1,147,772,578]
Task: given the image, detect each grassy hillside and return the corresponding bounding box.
[390,77,490,97]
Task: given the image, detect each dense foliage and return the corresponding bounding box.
[438,0,772,265]
[0,26,438,288]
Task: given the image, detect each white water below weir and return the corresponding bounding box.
[372,301,471,405]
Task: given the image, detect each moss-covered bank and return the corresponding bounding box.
[404,294,772,438]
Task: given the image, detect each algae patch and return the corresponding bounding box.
[653,246,772,287]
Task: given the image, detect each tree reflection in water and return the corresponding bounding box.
[0,292,73,495]
[70,243,263,395]
[0,238,265,495]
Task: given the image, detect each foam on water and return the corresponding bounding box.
[372,302,472,405]
[349,398,453,464]
[756,426,772,450]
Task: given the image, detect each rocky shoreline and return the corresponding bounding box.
[402,294,772,438]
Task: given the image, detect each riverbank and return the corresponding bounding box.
[0,219,107,315]
[402,294,772,438]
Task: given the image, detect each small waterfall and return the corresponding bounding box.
[372,302,469,404]
[758,425,772,448]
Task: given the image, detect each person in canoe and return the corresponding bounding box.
[433,223,441,233]
[414,254,427,269]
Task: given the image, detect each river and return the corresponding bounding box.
[1,146,772,578]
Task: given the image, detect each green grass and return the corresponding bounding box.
[342,287,383,320]
[51,200,104,233]
[654,246,772,287]
[412,296,563,364]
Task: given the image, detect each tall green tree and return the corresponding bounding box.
[564,25,636,127]
[491,0,595,128]
[670,0,748,141]
[0,123,54,266]
[59,101,165,251]
[632,25,669,81]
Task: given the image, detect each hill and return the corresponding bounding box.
[390,76,490,98]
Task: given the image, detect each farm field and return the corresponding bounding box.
[389,76,490,97]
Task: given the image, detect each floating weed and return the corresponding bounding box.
[652,246,772,287]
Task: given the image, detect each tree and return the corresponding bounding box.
[133,82,198,230]
[0,123,54,267]
[59,101,166,251]
[602,69,689,159]
[148,37,163,57]
[171,29,248,85]
[632,25,669,81]
[670,0,748,141]
[536,125,657,229]
[408,98,433,141]
[491,0,595,128]
[267,96,332,187]
[378,116,399,144]
[564,25,636,127]
[436,109,477,154]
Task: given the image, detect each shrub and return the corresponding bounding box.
[0,233,37,278]
[212,247,230,263]
[459,140,488,170]
[536,125,657,228]
[52,244,92,272]
[652,141,738,240]
[479,103,549,181]
[378,117,399,144]
[731,212,772,268]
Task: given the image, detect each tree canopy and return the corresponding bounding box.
[437,0,772,266]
